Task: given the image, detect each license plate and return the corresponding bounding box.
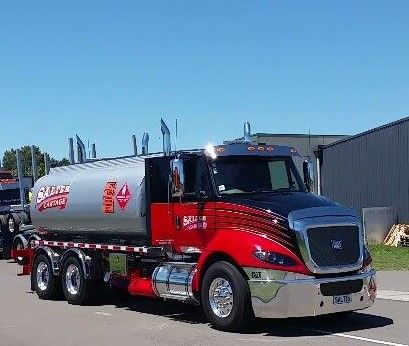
[333,294,352,305]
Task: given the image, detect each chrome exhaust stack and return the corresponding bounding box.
[68,138,75,165]
[243,121,251,142]
[91,143,97,159]
[141,132,149,155]
[76,135,87,163]
[132,135,138,155]
[160,118,171,156]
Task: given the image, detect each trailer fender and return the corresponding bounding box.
[28,234,41,243]
[34,246,61,276]
[13,234,28,249]
[60,248,93,280]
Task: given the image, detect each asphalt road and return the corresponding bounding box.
[0,260,408,346]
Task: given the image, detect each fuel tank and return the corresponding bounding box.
[30,157,147,237]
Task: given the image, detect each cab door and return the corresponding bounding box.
[172,156,216,252]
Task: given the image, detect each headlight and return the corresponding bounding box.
[254,250,296,267]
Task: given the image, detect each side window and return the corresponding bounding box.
[195,157,213,196]
[268,161,289,190]
[150,158,171,203]
[183,159,197,195]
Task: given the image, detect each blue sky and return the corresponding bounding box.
[1,1,409,159]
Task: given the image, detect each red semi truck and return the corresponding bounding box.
[13,127,376,331]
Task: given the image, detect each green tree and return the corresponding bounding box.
[2,146,69,178]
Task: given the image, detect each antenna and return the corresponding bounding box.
[175,118,178,153]
[308,126,311,154]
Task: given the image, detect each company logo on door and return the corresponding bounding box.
[183,216,207,230]
[36,185,70,212]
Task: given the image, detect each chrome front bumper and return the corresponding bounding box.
[244,267,376,319]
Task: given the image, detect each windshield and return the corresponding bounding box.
[212,156,306,195]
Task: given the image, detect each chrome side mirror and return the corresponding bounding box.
[303,159,315,193]
[170,159,185,198]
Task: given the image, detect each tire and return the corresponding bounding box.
[13,237,26,265]
[32,254,61,299]
[0,215,7,231]
[6,213,20,235]
[17,211,29,225]
[61,256,94,305]
[201,261,254,332]
[0,215,12,260]
[2,245,12,260]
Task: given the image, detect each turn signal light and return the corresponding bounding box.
[254,250,296,267]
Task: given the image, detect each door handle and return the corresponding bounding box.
[175,216,181,229]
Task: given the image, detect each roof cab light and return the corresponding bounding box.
[254,250,296,267]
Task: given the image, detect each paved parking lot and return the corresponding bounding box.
[0,260,408,346]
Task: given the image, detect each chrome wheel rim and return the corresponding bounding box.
[65,264,81,295]
[209,277,234,318]
[8,218,14,232]
[36,262,49,291]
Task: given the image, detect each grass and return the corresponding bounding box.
[368,245,409,271]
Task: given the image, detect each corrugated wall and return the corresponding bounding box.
[321,119,409,223]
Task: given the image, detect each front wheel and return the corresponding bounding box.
[201,261,254,332]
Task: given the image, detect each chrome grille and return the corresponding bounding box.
[306,226,361,267]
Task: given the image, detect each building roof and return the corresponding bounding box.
[323,116,409,149]
[254,133,348,138]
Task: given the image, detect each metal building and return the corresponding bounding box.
[321,117,409,227]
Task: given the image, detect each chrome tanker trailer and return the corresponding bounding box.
[13,121,376,332]
[30,157,146,240]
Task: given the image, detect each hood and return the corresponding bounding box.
[222,192,338,220]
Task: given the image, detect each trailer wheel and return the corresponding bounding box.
[201,261,254,332]
[61,256,94,305]
[6,213,20,235]
[32,254,61,300]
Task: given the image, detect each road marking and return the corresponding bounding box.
[239,335,329,343]
[377,290,409,302]
[95,311,112,316]
[310,328,409,346]
[1,325,17,329]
